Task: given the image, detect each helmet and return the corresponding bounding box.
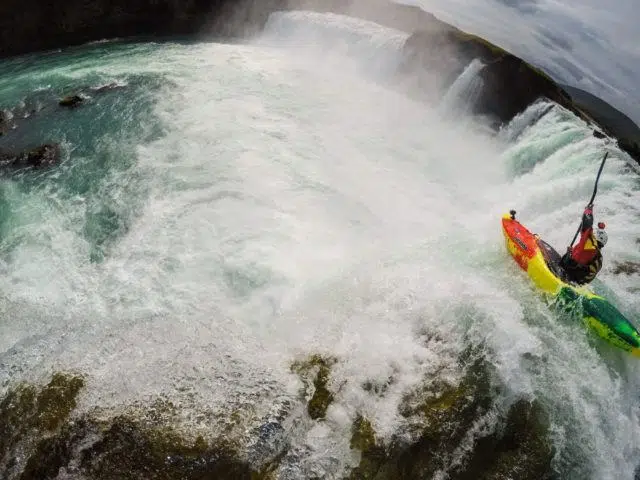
[595,228,608,247]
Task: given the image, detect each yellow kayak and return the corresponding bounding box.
[502,210,640,357]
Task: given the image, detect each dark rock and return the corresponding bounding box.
[593,130,606,139]
[458,398,555,480]
[619,139,640,164]
[346,349,555,480]
[78,416,253,480]
[0,143,61,170]
[0,0,282,59]
[0,109,15,135]
[562,84,640,165]
[399,27,577,125]
[613,261,640,275]
[0,372,85,478]
[0,373,279,479]
[59,94,84,108]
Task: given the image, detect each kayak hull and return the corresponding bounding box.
[501,212,640,358]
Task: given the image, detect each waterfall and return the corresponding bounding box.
[439,58,485,115]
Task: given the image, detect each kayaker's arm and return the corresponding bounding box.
[580,205,594,233]
[566,205,594,256]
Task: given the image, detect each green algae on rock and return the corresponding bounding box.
[348,414,387,480]
[0,372,284,480]
[0,372,85,479]
[291,354,338,420]
[344,350,555,480]
[77,416,251,480]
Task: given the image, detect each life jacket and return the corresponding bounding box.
[571,228,599,265]
[566,250,602,285]
[570,207,599,266]
[562,207,604,285]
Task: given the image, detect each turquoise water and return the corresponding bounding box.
[0,43,168,263]
[0,11,639,479]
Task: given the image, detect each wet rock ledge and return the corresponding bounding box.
[1,348,556,480]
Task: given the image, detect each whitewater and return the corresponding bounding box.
[0,10,639,479]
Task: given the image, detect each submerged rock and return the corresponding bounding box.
[59,94,85,108]
[75,416,253,480]
[91,82,128,94]
[612,261,640,275]
[0,143,61,170]
[291,354,338,420]
[0,110,8,135]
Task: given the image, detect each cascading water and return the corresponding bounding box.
[439,58,485,115]
[0,10,639,480]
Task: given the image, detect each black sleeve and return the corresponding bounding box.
[581,209,593,232]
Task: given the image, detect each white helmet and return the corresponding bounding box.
[595,228,608,247]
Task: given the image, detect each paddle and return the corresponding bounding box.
[568,151,609,248]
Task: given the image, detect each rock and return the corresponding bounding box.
[91,82,127,94]
[0,0,250,58]
[0,110,6,135]
[0,373,262,480]
[399,27,577,125]
[0,373,85,478]
[613,261,640,275]
[563,84,640,165]
[0,143,61,170]
[0,109,14,135]
[459,399,554,480]
[619,139,640,164]
[59,94,84,108]
[291,354,338,420]
[346,348,554,480]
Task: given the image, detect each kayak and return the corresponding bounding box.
[501,210,640,358]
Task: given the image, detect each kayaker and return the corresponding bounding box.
[560,204,607,284]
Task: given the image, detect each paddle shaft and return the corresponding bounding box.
[569,151,609,247]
